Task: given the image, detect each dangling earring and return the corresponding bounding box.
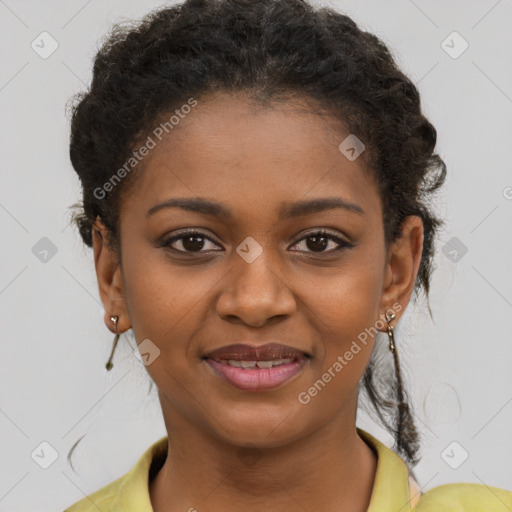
[384,310,402,395]
[105,315,121,371]
[385,309,396,353]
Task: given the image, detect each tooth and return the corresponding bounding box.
[224,358,295,368]
[239,360,257,368]
[256,358,294,368]
[269,358,293,366]
[255,360,274,368]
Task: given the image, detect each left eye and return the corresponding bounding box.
[289,230,351,254]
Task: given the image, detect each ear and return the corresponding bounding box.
[379,215,424,324]
[92,216,130,334]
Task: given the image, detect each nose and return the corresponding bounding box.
[215,252,296,327]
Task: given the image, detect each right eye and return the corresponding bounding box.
[160,229,223,254]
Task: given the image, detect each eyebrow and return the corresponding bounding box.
[146,196,365,219]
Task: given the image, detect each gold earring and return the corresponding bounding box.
[105,315,121,371]
[385,309,396,353]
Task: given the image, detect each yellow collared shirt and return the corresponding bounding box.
[63,428,512,511]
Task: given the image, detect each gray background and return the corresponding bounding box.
[1,0,511,510]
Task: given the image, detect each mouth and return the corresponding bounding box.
[202,343,311,391]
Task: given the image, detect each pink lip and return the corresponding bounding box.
[206,358,308,391]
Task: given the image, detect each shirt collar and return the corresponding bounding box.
[111,434,168,511]
[111,428,413,512]
[357,428,414,512]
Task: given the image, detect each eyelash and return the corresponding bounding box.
[161,229,353,255]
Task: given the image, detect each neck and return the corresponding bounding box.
[149,411,377,512]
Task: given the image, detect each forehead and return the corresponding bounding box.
[120,93,382,224]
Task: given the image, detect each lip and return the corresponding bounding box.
[204,342,310,361]
[203,343,311,391]
[206,358,308,391]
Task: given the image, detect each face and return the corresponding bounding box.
[93,92,423,449]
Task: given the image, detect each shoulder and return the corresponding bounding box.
[62,435,168,512]
[413,482,512,511]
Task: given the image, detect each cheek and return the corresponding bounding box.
[120,254,212,404]
[122,248,215,342]
[120,251,235,397]
[298,257,383,346]
[296,254,383,392]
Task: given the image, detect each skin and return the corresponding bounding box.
[92,92,423,512]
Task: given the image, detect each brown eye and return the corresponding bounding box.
[161,230,222,253]
[290,230,352,254]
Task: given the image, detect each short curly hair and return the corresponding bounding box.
[67,0,447,470]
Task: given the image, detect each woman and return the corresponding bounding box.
[63,0,512,510]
